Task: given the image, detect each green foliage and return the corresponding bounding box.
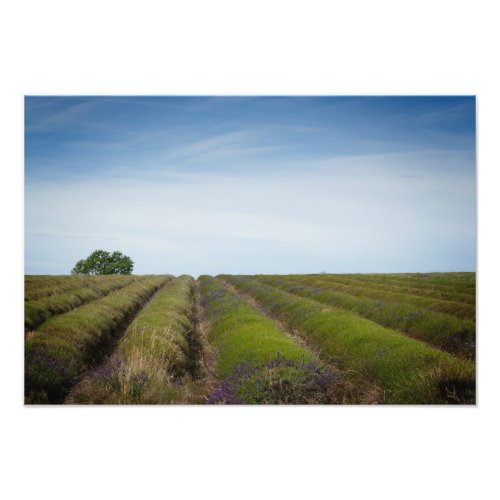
[71,250,134,275]
[199,276,315,378]
[287,274,475,320]
[331,273,476,303]
[25,275,136,330]
[68,276,198,404]
[25,276,88,301]
[255,275,475,358]
[25,276,169,403]
[200,276,349,404]
[222,275,475,404]
[208,353,343,404]
[24,272,476,405]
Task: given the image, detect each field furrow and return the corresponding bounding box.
[223,275,475,404]
[67,276,203,404]
[254,275,475,358]
[25,276,169,403]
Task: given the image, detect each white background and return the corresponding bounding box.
[1,1,498,499]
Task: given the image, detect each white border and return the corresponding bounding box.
[2,1,499,499]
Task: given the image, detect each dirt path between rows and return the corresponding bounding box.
[190,279,218,401]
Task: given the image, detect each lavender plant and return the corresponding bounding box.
[208,352,341,404]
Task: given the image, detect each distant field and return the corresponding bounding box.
[24,272,476,404]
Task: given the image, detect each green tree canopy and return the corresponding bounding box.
[71,250,134,275]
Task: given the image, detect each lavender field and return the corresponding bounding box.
[24,272,475,405]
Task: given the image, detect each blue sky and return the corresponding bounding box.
[25,96,476,275]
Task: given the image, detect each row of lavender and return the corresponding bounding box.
[67,276,203,404]
[25,274,140,331]
[25,276,170,403]
[251,274,475,358]
[220,275,475,404]
[198,276,347,404]
[25,274,364,404]
[25,273,476,404]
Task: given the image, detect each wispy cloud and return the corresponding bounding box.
[29,232,120,240]
[420,100,474,123]
[25,99,97,133]
[25,96,476,274]
[164,130,281,163]
[25,148,475,275]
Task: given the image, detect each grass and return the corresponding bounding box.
[25,275,140,330]
[222,275,475,404]
[199,276,345,404]
[67,276,201,404]
[25,276,169,404]
[254,275,475,358]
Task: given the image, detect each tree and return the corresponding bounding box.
[71,250,134,275]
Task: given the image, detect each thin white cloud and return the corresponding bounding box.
[25,100,97,133]
[420,101,473,123]
[164,130,280,163]
[25,149,475,275]
[29,232,120,240]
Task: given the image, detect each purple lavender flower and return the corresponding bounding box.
[208,352,341,405]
